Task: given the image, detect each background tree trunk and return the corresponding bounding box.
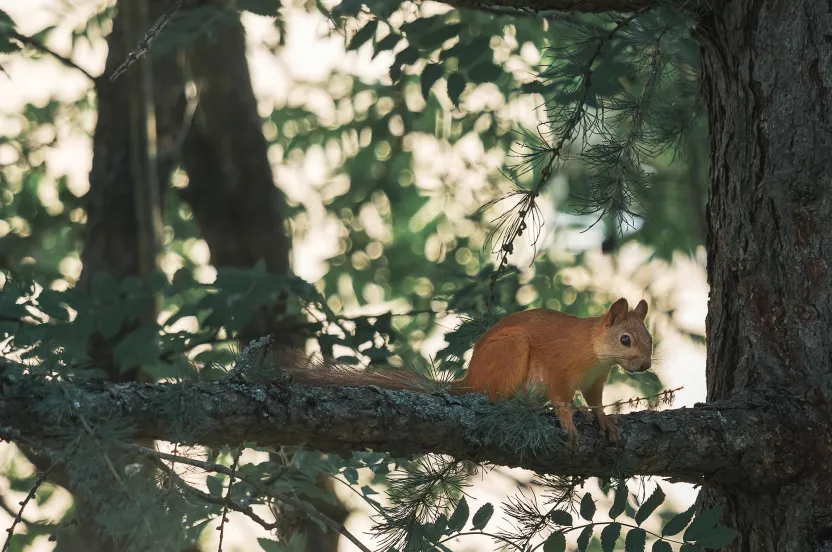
[169,5,349,548]
[60,0,346,548]
[697,1,832,549]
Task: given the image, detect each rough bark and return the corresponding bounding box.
[439,0,661,13]
[696,0,832,550]
[0,374,786,486]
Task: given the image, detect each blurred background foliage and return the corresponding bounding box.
[0,0,709,549]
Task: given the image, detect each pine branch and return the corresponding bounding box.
[0,374,780,486]
[1,465,53,552]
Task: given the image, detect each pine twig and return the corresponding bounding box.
[483,12,643,311]
[216,448,242,552]
[2,466,54,552]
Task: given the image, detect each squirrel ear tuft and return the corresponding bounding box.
[607,298,629,327]
[633,299,648,320]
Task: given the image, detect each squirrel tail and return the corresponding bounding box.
[267,346,469,395]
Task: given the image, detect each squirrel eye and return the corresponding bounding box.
[620,334,631,347]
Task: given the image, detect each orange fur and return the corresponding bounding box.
[272,297,654,445]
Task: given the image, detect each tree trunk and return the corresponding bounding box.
[168,4,347,548]
[697,1,832,549]
[176,7,297,348]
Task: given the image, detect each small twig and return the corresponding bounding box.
[2,465,54,552]
[9,31,96,81]
[110,0,190,81]
[216,447,241,552]
[129,445,373,552]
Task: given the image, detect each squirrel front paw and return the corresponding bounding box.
[597,412,620,444]
[565,423,581,447]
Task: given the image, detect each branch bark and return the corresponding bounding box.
[0,374,781,488]
[434,0,690,14]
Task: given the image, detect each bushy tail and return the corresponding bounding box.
[267,346,468,394]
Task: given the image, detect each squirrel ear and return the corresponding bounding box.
[607,298,629,327]
[633,299,648,320]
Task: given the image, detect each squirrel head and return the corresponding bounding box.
[595,297,653,373]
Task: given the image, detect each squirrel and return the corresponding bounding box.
[273,297,653,446]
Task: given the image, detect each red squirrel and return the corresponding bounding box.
[276,297,653,445]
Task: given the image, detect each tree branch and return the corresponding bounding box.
[433,0,691,14]
[0,375,776,487]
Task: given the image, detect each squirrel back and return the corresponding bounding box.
[464,297,652,401]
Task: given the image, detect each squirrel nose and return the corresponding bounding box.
[641,359,652,371]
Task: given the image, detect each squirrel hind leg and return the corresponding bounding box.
[462,328,531,400]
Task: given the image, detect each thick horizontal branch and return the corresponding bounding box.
[439,0,652,12]
[434,0,706,14]
[0,375,774,486]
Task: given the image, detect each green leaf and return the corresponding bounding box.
[543,531,566,552]
[441,35,490,65]
[471,503,494,530]
[96,304,126,340]
[467,61,502,83]
[421,63,444,101]
[113,324,159,372]
[399,14,441,37]
[330,0,363,17]
[417,23,463,49]
[635,484,665,526]
[600,523,621,552]
[36,289,70,321]
[373,33,400,57]
[625,528,646,552]
[0,39,20,55]
[237,0,281,16]
[171,267,196,291]
[360,485,377,495]
[447,72,466,106]
[206,475,224,497]
[257,537,286,552]
[347,19,378,51]
[684,506,723,541]
[576,526,592,551]
[652,540,672,552]
[662,504,696,536]
[257,533,307,551]
[521,80,548,94]
[343,467,359,484]
[447,497,469,533]
[609,481,628,519]
[695,526,740,548]
[580,493,596,521]
[549,510,572,526]
[90,272,120,302]
[389,46,419,83]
